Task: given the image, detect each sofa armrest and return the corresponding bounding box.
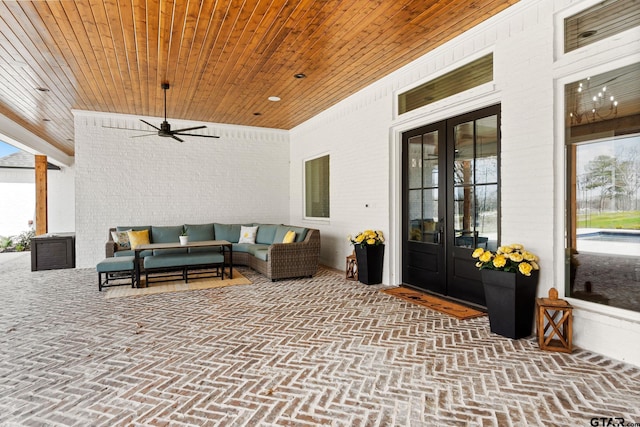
[267,228,320,279]
[105,227,117,258]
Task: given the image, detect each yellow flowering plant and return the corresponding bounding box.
[471,243,540,276]
[348,229,385,247]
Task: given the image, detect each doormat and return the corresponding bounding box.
[381,287,486,320]
[104,269,251,299]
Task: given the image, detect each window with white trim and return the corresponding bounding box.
[304,154,330,219]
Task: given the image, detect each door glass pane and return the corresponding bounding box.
[476,115,498,184]
[476,184,498,251]
[422,189,438,243]
[454,186,475,247]
[454,114,499,249]
[454,122,474,185]
[408,132,439,244]
[423,131,439,187]
[408,189,423,241]
[408,137,422,188]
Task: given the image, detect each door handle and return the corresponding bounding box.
[437,218,444,244]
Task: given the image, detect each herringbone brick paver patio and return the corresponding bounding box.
[1,253,639,426]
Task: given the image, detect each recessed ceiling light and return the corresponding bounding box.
[35,87,50,92]
[268,96,281,102]
[294,73,306,79]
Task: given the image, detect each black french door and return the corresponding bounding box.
[401,105,501,306]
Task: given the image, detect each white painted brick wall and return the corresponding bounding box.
[290,97,392,272]
[290,0,640,366]
[496,3,555,288]
[74,112,289,268]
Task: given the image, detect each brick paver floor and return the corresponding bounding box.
[1,253,639,426]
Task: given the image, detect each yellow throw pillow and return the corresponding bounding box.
[282,230,296,244]
[127,229,150,250]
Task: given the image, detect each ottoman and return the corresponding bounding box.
[97,256,135,291]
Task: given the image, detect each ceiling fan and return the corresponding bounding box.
[106,83,219,142]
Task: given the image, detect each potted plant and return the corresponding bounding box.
[348,230,385,285]
[472,244,540,339]
[179,228,189,246]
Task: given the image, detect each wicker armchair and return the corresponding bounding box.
[249,229,320,281]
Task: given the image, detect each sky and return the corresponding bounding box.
[0,140,19,158]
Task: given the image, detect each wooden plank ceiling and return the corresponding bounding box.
[0,0,519,156]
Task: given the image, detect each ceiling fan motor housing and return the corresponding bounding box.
[160,120,171,134]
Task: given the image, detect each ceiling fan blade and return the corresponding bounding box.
[171,135,184,143]
[173,133,220,138]
[140,119,161,131]
[171,125,206,133]
[102,126,157,132]
[130,133,158,138]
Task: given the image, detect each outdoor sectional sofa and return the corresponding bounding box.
[105,223,320,281]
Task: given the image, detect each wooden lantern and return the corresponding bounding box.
[346,252,358,281]
[536,288,573,353]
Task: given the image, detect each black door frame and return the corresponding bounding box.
[401,104,501,306]
[401,120,447,295]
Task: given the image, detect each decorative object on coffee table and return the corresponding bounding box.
[472,244,540,339]
[179,228,189,245]
[348,230,385,285]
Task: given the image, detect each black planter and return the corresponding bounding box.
[354,244,384,285]
[481,269,539,339]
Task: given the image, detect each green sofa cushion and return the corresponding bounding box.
[188,246,222,254]
[247,244,270,256]
[184,223,215,241]
[291,226,308,242]
[252,248,269,261]
[153,248,188,256]
[255,224,279,244]
[214,223,242,243]
[144,253,224,269]
[115,249,153,258]
[233,243,269,256]
[232,243,251,253]
[151,225,183,244]
[97,256,135,273]
[273,225,308,243]
[116,225,150,232]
